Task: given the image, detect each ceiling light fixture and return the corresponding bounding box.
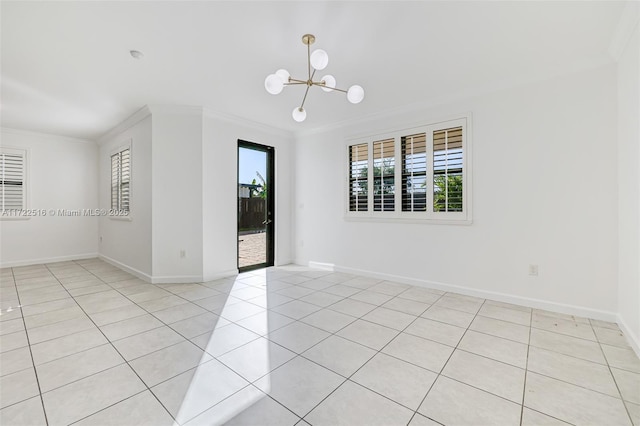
[264,34,364,123]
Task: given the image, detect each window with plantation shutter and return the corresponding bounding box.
[346,116,471,223]
[0,149,26,213]
[433,127,463,212]
[401,132,427,212]
[373,138,395,212]
[111,147,130,214]
[349,143,368,212]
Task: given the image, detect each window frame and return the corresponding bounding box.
[344,116,472,224]
[0,147,28,221]
[109,142,132,221]
[372,137,396,213]
[348,142,369,213]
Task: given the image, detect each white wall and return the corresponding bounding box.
[95,106,295,283]
[98,114,153,277]
[150,107,204,281]
[294,64,619,319]
[1,128,98,266]
[617,20,640,351]
[202,111,295,280]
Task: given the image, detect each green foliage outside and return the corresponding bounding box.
[356,164,463,211]
[250,176,267,199]
[434,175,463,212]
[357,162,395,194]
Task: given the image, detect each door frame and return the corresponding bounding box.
[237,140,275,272]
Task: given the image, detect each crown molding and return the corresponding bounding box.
[202,107,294,139]
[97,105,151,145]
[609,1,640,61]
[96,104,293,143]
[146,104,204,117]
[294,56,614,139]
[0,127,94,145]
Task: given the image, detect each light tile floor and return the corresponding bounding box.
[1,259,639,425]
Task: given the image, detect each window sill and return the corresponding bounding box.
[109,215,132,222]
[344,214,472,226]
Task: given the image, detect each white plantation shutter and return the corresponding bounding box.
[111,148,131,212]
[1,150,25,212]
[373,138,395,212]
[349,143,368,212]
[433,126,463,212]
[120,148,130,212]
[401,132,427,212]
[346,117,469,221]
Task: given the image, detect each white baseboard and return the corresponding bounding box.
[275,258,293,268]
[1,253,99,269]
[100,254,239,284]
[203,269,239,282]
[307,261,619,323]
[98,254,153,282]
[617,314,640,358]
[308,261,335,271]
[150,275,205,284]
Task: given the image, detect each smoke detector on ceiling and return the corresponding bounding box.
[129,50,144,60]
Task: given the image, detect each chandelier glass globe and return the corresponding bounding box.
[264,74,284,95]
[275,69,290,84]
[347,85,365,104]
[310,49,329,70]
[292,107,307,122]
[320,75,336,92]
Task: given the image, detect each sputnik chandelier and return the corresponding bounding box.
[264,34,365,122]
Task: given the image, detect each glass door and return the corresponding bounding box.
[237,140,274,271]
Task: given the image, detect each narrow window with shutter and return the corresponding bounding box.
[373,138,395,212]
[349,143,368,212]
[401,132,427,212]
[0,150,25,213]
[111,147,131,213]
[433,126,463,212]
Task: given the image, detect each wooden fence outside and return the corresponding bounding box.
[239,197,266,231]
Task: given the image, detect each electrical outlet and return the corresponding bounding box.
[180,249,186,258]
[528,264,539,276]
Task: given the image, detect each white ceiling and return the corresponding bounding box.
[0,1,627,140]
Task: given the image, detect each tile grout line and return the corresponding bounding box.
[298,288,450,424]
[26,344,127,394]
[41,261,178,425]
[224,293,611,414]
[66,389,150,426]
[404,296,488,426]
[157,272,349,425]
[593,317,636,425]
[60,278,263,425]
[522,315,635,424]
[8,266,50,426]
[185,383,301,426]
[67,268,294,400]
[217,280,559,423]
[72,262,309,424]
[73,261,240,425]
[519,306,533,426]
[7,262,637,425]
[190,277,422,422]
